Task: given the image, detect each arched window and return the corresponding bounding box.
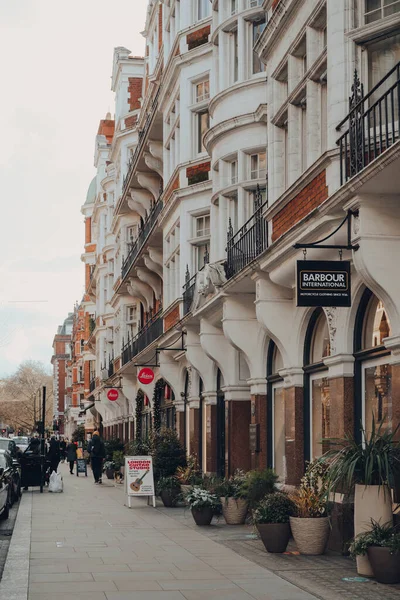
[267,341,285,481]
[304,309,331,460]
[354,289,393,436]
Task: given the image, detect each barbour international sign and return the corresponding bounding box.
[296,260,351,307]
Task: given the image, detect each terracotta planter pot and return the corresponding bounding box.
[220,497,248,525]
[191,507,214,526]
[257,523,291,553]
[160,489,180,507]
[367,546,400,584]
[290,517,330,555]
[354,484,393,577]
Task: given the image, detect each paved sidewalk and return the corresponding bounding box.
[27,463,319,600]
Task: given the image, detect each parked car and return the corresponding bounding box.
[0,437,17,458]
[11,436,29,453]
[0,452,12,520]
[0,450,21,505]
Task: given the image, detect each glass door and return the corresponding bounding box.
[272,383,286,482]
[362,357,393,433]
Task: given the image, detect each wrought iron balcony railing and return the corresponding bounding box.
[183,269,197,316]
[337,63,400,185]
[225,186,268,279]
[121,198,163,280]
[122,87,161,194]
[122,308,163,366]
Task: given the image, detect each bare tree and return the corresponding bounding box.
[0,361,53,433]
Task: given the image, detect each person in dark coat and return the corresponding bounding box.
[88,432,105,484]
[59,438,67,463]
[47,437,61,474]
[66,440,77,474]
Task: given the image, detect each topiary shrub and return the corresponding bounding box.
[151,428,186,482]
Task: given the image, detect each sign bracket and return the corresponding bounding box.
[294,210,359,252]
[133,333,186,368]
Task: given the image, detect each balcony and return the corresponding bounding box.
[122,308,163,366]
[121,198,163,281]
[225,186,268,279]
[122,87,161,194]
[183,269,197,316]
[337,63,400,185]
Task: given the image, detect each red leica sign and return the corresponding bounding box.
[138,368,155,385]
[107,389,119,402]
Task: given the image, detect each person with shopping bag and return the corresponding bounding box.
[66,440,77,475]
[88,431,105,484]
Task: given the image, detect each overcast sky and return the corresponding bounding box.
[0,0,148,375]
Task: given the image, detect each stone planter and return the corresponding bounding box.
[257,523,291,553]
[367,546,400,584]
[191,507,214,526]
[354,484,393,577]
[220,497,248,525]
[290,517,330,555]
[160,489,180,508]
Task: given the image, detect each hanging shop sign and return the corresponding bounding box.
[138,368,155,385]
[125,455,156,508]
[296,260,351,307]
[107,388,119,402]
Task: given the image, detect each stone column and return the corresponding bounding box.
[175,402,185,446]
[188,399,200,460]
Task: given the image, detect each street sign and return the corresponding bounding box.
[107,388,119,402]
[125,455,156,508]
[296,260,351,307]
[138,368,155,385]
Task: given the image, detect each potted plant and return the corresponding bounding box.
[113,451,125,484]
[186,486,221,526]
[253,492,296,553]
[176,454,202,497]
[242,469,278,512]
[290,461,330,555]
[217,470,248,525]
[157,475,181,507]
[151,429,187,481]
[104,460,115,480]
[350,520,400,584]
[322,418,400,575]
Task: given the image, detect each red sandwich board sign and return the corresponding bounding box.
[138,368,155,385]
[107,388,119,402]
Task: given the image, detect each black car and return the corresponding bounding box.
[0,449,21,505]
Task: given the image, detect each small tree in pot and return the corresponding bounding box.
[253,492,296,553]
[290,461,330,555]
[217,470,248,525]
[156,475,181,507]
[186,486,221,526]
[350,521,400,584]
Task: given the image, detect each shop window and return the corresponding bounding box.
[355,290,393,435]
[267,342,286,482]
[304,309,331,460]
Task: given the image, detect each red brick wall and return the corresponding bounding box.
[85,218,91,244]
[97,119,115,144]
[187,162,210,185]
[272,0,281,8]
[125,115,138,129]
[158,5,163,51]
[164,305,180,331]
[163,174,180,205]
[187,25,211,51]
[128,78,143,111]
[272,171,328,242]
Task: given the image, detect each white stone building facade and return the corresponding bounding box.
[80,0,400,486]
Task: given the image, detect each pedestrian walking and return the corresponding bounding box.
[66,440,77,474]
[88,431,105,484]
[47,437,61,474]
[59,437,67,463]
